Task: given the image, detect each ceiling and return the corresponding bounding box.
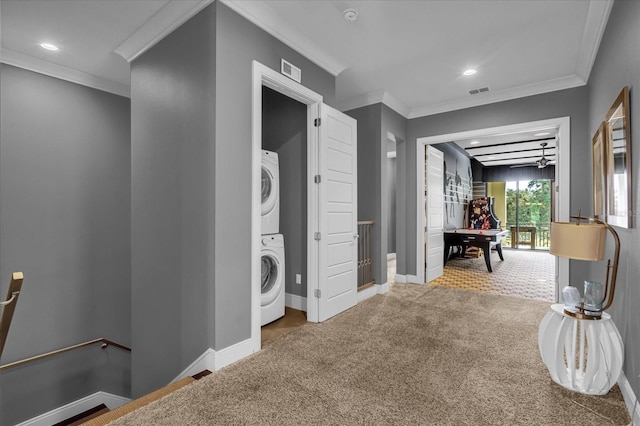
[453,128,557,168]
[0,0,611,166]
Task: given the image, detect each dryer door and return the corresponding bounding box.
[261,166,277,216]
[261,252,282,306]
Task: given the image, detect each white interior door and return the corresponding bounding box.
[426,145,444,282]
[316,104,358,322]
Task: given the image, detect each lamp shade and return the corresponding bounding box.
[549,222,606,261]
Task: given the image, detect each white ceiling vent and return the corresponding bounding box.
[281,59,301,83]
[469,87,490,95]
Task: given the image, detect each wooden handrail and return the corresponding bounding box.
[0,272,24,360]
[0,338,131,371]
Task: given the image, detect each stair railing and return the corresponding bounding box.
[0,272,24,361]
[357,221,375,290]
[0,272,130,368]
[0,337,131,371]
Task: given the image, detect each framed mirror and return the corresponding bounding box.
[605,86,632,228]
[592,121,607,220]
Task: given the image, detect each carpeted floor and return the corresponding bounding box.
[111,284,630,425]
[430,248,555,302]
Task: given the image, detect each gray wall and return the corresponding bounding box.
[130,2,335,396]
[382,106,408,263]
[399,87,590,284]
[0,65,131,424]
[262,87,307,298]
[346,104,384,285]
[586,0,640,404]
[131,5,217,397]
[346,103,406,285]
[386,157,396,254]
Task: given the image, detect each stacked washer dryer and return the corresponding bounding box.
[260,150,285,326]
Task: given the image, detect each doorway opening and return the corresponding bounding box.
[251,61,322,353]
[251,61,359,352]
[502,179,553,250]
[416,117,570,302]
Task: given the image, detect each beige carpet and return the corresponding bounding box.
[111,284,629,425]
[431,248,555,302]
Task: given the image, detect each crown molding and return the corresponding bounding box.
[338,73,586,119]
[114,0,214,62]
[221,0,346,76]
[1,48,130,97]
[407,74,586,119]
[337,89,412,118]
[575,0,614,83]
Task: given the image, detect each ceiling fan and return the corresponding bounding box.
[510,142,551,168]
[536,142,549,168]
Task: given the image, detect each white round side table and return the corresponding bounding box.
[538,303,624,395]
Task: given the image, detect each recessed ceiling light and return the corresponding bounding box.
[343,8,358,22]
[463,69,477,76]
[470,140,480,145]
[40,43,59,51]
[534,132,550,136]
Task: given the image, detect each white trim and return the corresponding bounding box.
[618,371,640,425]
[252,61,323,352]
[576,0,614,83]
[17,392,130,426]
[337,90,411,118]
[387,253,396,260]
[114,0,214,62]
[223,0,345,76]
[406,274,419,284]
[387,151,397,159]
[394,274,407,283]
[285,293,307,311]
[173,348,216,381]
[172,339,254,382]
[408,75,585,119]
[337,75,587,120]
[416,117,570,299]
[357,282,389,302]
[1,48,130,98]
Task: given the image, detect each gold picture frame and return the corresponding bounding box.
[592,121,607,220]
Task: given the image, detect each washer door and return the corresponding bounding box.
[261,166,277,215]
[261,252,282,306]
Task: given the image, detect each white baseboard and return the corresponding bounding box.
[394,274,422,284]
[285,293,307,311]
[17,391,130,426]
[387,253,396,260]
[357,282,388,302]
[172,338,253,382]
[407,274,419,284]
[618,371,640,424]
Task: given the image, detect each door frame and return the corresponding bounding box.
[416,117,570,300]
[251,61,323,353]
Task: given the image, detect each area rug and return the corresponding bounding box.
[431,248,555,302]
[112,284,630,425]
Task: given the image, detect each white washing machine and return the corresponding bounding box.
[261,234,285,326]
[261,150,280,235]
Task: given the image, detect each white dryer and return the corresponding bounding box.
[261,234,285,326]
[261,150,280,235]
